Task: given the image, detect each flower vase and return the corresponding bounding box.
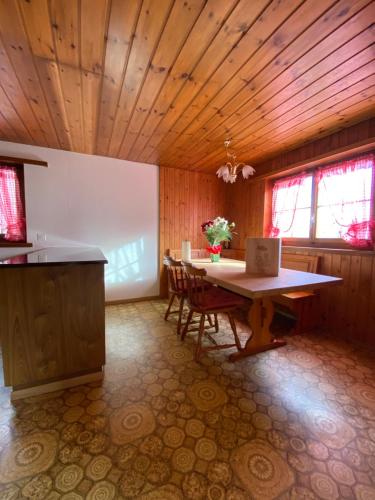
[210,253,220,263]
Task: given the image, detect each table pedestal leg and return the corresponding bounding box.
[229,297,286,361]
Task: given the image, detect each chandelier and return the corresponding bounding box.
[216,140,255,183]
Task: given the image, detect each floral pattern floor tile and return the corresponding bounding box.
[0,299,374,499]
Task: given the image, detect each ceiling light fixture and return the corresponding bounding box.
[216,140,255,183]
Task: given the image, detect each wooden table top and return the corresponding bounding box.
[191,258,342,299]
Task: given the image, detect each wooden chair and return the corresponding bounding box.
[181,263,244,360]
[163,256,188,335]
[164,256,216,336]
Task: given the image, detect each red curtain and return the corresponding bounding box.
[316,153,374,248]
[269,173,309,237]
[0,165,26,241]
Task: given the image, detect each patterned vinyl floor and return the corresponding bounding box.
[0,299,374,499]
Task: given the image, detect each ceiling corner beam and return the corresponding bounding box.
[0,155,48,167]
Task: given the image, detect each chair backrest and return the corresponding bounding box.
[182,263,207,307]
[167,248,209,259]
[281,254,320,273]
[163,255,186,293]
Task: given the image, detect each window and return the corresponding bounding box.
[0,164,27,243]
[270,153,375,249]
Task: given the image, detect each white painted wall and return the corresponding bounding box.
[0,140,159,301]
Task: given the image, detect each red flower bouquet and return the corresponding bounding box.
[201,217,235,262]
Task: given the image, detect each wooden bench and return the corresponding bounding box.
[274,254,321,334]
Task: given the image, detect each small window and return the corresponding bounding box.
[271,173,312,238]
[316,157,373,240]
[0,164,27,243]
[270,153,375,249]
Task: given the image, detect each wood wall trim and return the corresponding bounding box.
[0,155,48,167]
[105,295,161,306]
[253,138,375,181]
[11,370,103,401]
[282,246,375,258]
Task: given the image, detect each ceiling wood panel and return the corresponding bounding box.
[0,0,373,171]
[170,4,375,169]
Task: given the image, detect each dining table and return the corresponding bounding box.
[191,258,342,361]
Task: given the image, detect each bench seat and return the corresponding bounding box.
[274,253,320,334]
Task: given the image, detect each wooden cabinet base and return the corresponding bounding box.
[0,262,106,397]
[11,369,103,401]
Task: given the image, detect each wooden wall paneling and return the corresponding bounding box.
[141,0,271,161]
[159,0,330,165]
[158,0,368,168]
[355,255,373,343]
[82,72,102,155]
[159,166,226,295]
[19,0,73,150]
[107,0,174,158]
[33,60,73,151]
[0,111,20,144]
[370,258,375,340]
[128,0,239,162]
[244,80,375,151]
[95,0,142,157]
[49,0,84,152]
[164,0,306,162]
[178,3,374,171]
[0,1,373,168]
[227,51,375,159]
[117,0,206,160]
[0,1,60,149]
[248,100,375,164]
[80,0,109,155]
[250,119,375,178]
[0,85,32,144]
[225,124,375,345]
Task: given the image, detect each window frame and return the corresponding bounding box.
[270,152,375,249]
[0,163,31,247]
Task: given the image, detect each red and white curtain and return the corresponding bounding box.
[269,173,309,238]
[0,165,26,241]
[316,153,374,249]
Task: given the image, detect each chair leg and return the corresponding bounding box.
[176,296,185,335]
[214,313,219,332]
[195,314,205,361]
[164,293,175,320]
[207,314,213,327]
[181,310,193,341]
[227,313,242,351]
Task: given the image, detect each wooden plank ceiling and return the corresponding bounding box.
[0,0,374,173]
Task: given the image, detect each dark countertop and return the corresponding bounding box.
[0,247,108,267]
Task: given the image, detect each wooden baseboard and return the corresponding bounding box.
[105,295,161,306]
[11,370,103,401]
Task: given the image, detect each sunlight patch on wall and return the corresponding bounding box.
[105,238,145,285]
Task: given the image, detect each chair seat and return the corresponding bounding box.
[193,287,245,311]
[175,278,212,294]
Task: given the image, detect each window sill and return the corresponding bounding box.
[282,245,375,257]
[0,242,33,248]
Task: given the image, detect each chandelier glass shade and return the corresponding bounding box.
[216,140,255,183]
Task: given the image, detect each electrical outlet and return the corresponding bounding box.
[36,232,46,242]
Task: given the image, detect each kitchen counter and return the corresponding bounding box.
[0,246,107,266]
[0,247,107,400]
